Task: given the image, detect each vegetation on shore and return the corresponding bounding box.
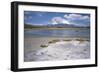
[24,24,90,30]
[40,38,89,48]
[40,45,48,48]
[48,39,60,44]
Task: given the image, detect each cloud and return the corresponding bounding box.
[37,13,43,17]
[24,11,30,15]
[64,14,90,26]
[24,16,33,21]
[36,12,46,17]
[64,14,89,20]
[51,17,70,24]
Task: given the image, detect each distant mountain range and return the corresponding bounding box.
[46,24,81,28]
[24,24,90,28]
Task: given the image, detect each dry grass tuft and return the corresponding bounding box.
[48,39,60,44]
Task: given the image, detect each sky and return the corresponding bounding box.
[24,11,90,26]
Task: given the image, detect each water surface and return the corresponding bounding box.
[24,28,90,38]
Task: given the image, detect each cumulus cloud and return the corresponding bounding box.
[64,14,89,20]
[24,16,33,20]
[37,13,43,17]
[51,17,70,24]
[24,11,30,15]
[64,14,90,26]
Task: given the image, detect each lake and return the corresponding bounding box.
[24,28,90,38]
[24,28,90,61]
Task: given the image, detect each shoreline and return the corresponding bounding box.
[24,27,90,30]
[24,37,89,52]
[24,37,90,62]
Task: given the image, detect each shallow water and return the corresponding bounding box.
[24,28,90,38]
[24,28,90,62]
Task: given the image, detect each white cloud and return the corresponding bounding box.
[64,14,89,20]
[64,14,90,26]
[51,17,70,24]
[62,20,70,24]
[24,11,30,15]
[24,16,32,20]
[37,13,43,17]
[82,16,89,20]
[32,24,46,26]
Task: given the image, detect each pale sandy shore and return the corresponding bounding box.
[24,37,89,51]
[24,37,90,62]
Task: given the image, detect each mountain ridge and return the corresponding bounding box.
[24,23,90,28]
